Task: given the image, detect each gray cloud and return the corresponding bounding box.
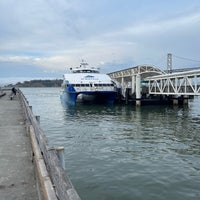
[0,0,200,76]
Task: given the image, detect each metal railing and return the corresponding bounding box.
[145,69,200,95]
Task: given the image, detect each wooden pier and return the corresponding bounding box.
[0,89,38,199]
[0,89,81,200]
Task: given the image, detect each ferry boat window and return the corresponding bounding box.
[72,69,99,73]
[77,84,89,87]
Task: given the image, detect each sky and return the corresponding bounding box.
[0,0,200,84]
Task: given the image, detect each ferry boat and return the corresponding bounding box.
[61,61,117,105]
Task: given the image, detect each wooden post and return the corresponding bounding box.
[35,116,40,124]
[56,147,65,170]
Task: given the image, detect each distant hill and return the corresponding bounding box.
[7,79,63,87]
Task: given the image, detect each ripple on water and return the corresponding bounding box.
[21,88,200,200]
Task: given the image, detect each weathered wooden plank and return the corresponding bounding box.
[30,125,57,200]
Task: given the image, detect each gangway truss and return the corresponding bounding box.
[145,69,200,96]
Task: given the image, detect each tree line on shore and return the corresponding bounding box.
[7,79,63,87]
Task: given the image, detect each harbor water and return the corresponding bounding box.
[21,87,200,200]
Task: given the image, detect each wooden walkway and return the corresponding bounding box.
[0,92,39,199]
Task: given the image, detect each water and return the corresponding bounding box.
[21,88,200,200]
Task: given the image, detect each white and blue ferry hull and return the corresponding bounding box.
[61,86,116,105]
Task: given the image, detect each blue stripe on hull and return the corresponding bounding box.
[61,85,117,105]
[60,92,77,106]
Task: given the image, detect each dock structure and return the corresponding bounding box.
[108,65,165,105]
[108,65,200,106]
[144,69,200,105]
[0,90,38,199]
[145,69,200,96]
[0,89,81,200]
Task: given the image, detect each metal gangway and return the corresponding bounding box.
[145,69,200,96]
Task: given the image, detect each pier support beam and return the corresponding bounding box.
[121,77,125,97]
[183,95,189,105]
[136,74,141,106]
[131,75,135,94]
[172,95,179,105]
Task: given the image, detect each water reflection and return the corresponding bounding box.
[61,102,200,164]
[22,88,200,200]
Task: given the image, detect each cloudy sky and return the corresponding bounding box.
[1,0,200,83]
